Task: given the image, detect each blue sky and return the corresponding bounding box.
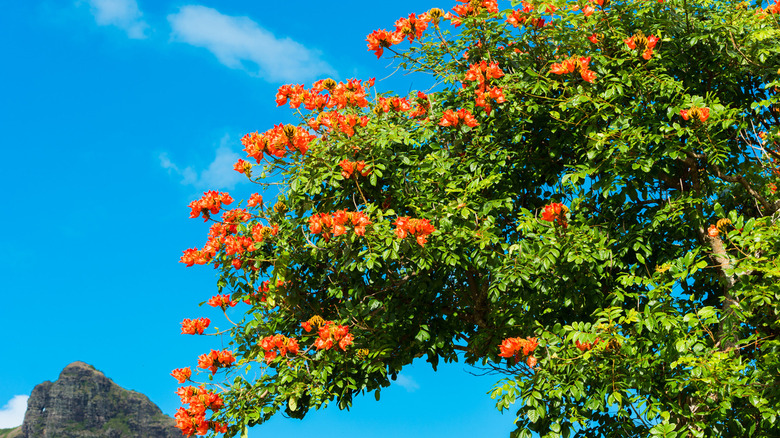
[0,0,516,436]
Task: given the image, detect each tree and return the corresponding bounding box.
[173,0,780,436]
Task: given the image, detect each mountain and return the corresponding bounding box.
[14,361,181,438]
[0,427,22,438]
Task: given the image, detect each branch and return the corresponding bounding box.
[711,164,776,214]
[702,230,739,352]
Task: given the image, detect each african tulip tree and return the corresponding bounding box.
[175,0,780,436]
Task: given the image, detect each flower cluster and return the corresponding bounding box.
[244,281,270,305]
[180,248,209,267]
[171,367,192,384]
[241,124,316,162]
[579,0,607,17]
[339,160,370,179]
[464,61,505,114]
[207,294,237,308]
[625,32,659,60]
[276,78,374,111]
[308,210,372,240]
[188,191,234,221]
[247,193,263,208]
[314,321,354,351]
[550,56,596,83]
[394,13,430,42]
[181,317,210,335]
[251,223,278,244]
[375,96,412,114]
[448,0,499,26]
[366,29,405,58]
[759,0,780,16]
[367,12,435,57]
[221,208,251,226]
[220,228,259,267]
[175,386,226,436]
[259,334,300,363]
[180,208,278,271]
[708,218,732,237]
[197,349,235,374]
[394,217,436,246]
[308,111,370,137]
[575,338,601,352]
[540,202,569,228]
[301,315,325,333]
[409,91,431,119]
[506,2,545,28]
[233,158,253,176]
[498,336,539,367]
[680,105,710,122]
[439,108,479,128]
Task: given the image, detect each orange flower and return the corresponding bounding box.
[499,338,521,357]
[308,210,372,240]
[550,56,596,83]
[409,91,431,118]
[575,338,601,352]
[181,317,210,335]
[394,217,436,246]
[314,321,353,351]
[506,2,534,27]
[180,248,208,267]
[580,69,597,83]
[171,367,192,383]
[680,106,710,122]
[233,158,252,175]
[583,5,595,16]
[394,13,430,43]
[339,160,370,179]
[188,191,233,221]
[498,336,539,364]
[625,33,659,60]
[708,224,719,237]
[174,386,225,437]
[438,108,479,128]
[439,109,460,127]
[247,193,263,208]
[464,62,506,114]
[366,29,404,58]
[207,294,237,308]
[540,203,570,228]
[258,334,300,363]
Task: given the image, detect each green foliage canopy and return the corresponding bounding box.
[176,0,780,436]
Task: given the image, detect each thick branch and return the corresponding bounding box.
[702,231,739,351]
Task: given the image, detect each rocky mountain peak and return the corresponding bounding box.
[16,361,180,438]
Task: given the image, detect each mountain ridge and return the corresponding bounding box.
[13,361,180,438]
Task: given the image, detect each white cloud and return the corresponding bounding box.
[167,5,335,82]
[160,135,246,190]
[0,395,28,429]
[395,375,420,392]
[85,0,149,39]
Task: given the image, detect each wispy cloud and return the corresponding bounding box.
[395,375,420,392]
[84,0,149,39]
[160,135,246,190]
[167,5,335,82]
[0,395,28,428]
